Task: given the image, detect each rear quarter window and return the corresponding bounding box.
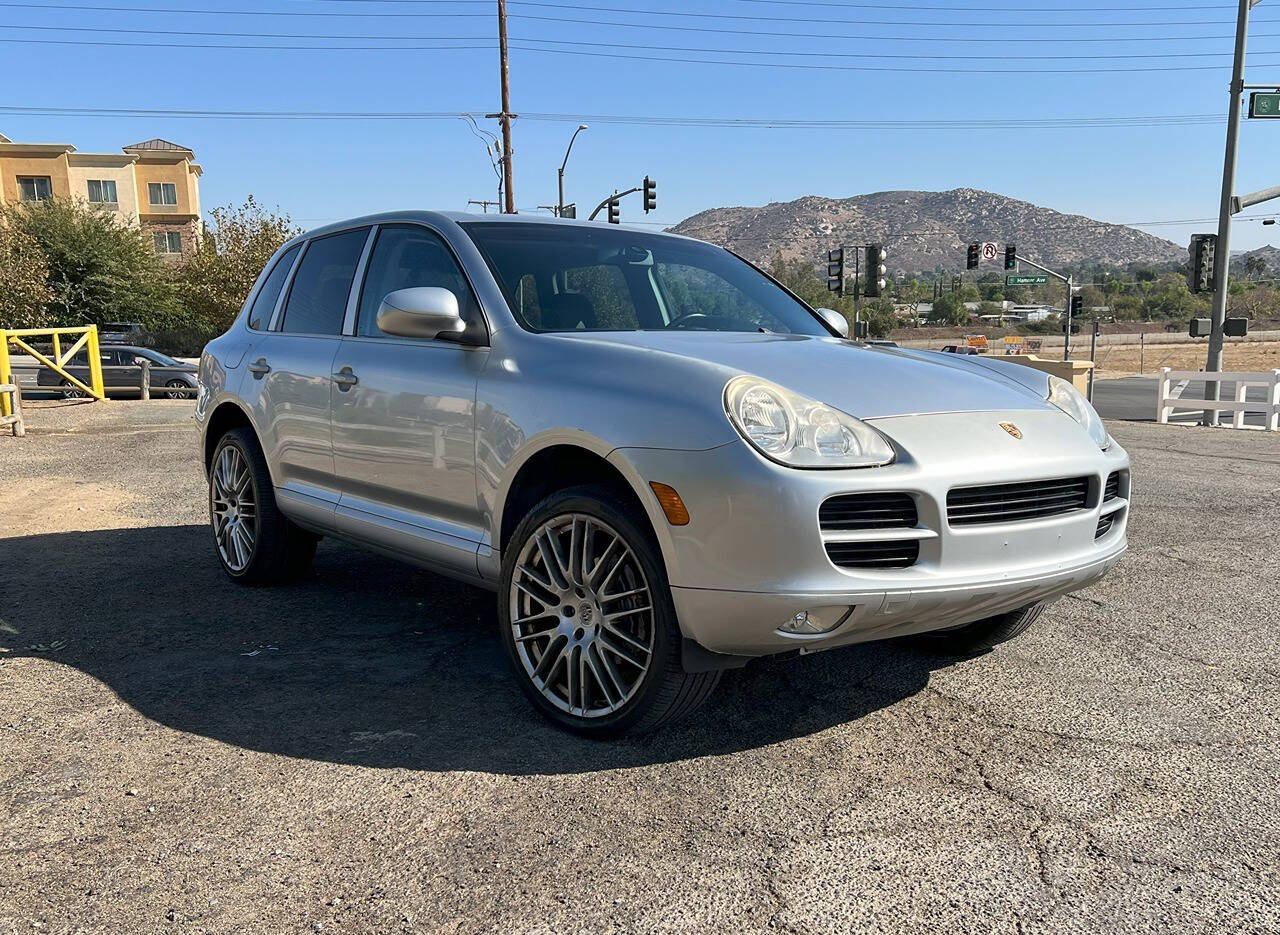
[247,244,301,330]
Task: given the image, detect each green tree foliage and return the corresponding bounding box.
[928,292,971,326]
[1,198,183,330]
[0,224,54,329]
[176,196,301,334]
[766,253,896,338]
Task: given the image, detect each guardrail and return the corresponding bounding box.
[0,383,24,436]
[0,325,105,416]
[1156,368,1280,431]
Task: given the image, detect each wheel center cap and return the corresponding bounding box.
[577,602,594,625]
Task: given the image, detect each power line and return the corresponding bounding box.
[506,0,1278,28]
[3,3,1275,44]
[7,23,1277,61]
[303,0,1249,9]
[0,36,491,49]
[507,42,1266,73]
[0,104,1225,129]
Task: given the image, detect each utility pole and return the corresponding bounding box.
[1205,0,1259,423]
[1012,252,1074,359]
[494,0,516,214]
[468,199,500,213]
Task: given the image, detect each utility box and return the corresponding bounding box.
[1224,317,1250,337]
[1189,318,1211,338]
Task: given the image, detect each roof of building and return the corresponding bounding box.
[123,138,194,155]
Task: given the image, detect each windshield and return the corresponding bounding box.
[138,349,180,366]
[463,222,831,336]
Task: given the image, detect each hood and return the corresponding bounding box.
[550,331,1054,420]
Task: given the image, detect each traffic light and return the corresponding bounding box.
[853,320,869,339]
[1224,317,1249,337]
[826,248,845,295]
[1188,234,1217,294]
[1189,318,1211,338]
[952,275,962,294]
[863,243,887,298]
[967,243,980,270]
[607,198,620,225]
[642,176,657,214]
[1004,244,1017,270]
[1069,295,1083,318]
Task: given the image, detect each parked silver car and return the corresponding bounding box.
[196,213,1130,735]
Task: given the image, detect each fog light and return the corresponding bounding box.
[777,606,853,637]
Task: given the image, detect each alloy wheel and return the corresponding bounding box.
[61,381,85,400]
[165,380,188,399]
[509,514,656,719]
[211,444,258,572]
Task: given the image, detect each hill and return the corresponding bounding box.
[667,188,1186,273]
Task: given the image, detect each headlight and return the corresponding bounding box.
[1047,375,1110,449]
[724,376,895,469]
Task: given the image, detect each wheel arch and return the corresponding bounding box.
[203,399,260,475]
[495,439,666,563]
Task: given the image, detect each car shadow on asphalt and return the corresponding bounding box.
[1,525,952,775]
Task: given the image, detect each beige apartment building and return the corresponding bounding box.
[0,132,203,260]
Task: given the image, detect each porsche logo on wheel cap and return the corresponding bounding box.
[999,422,1023,439]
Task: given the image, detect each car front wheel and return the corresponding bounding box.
[60,380,86,400]
[164,379,190,399]
[499,485,720,736]
[209,427,317,586]
[916,601,1048,655]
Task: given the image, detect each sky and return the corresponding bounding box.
[2,0,1279,254]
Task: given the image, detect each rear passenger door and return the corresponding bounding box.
[247,227,372,519]
[330,223,489,568]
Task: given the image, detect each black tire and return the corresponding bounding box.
[916,600,1048,655]
[209,427,318,586]
[498,484,720,737]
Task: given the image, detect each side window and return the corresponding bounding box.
[247,244,300,330]
[279,229,369,335]
[355,225,482,339]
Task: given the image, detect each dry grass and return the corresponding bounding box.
[1089,341,1280,377]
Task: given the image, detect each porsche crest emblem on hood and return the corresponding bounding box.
[999,422,1023,439]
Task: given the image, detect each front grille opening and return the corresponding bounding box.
[825,539,920,569]
[1103,470,1126,502]
[1096,507,1125,539]
[819,493,917,531]
[947,476,1090,526]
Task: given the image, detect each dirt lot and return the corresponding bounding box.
[1,401,1278,934]
[1091,340,1280,378]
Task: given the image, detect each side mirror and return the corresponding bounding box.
[815,307,850,338]
[376,287,466,340]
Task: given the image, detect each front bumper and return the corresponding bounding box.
[613,409,1130,657]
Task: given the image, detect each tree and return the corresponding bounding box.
[1244,254,1268,281]
[177,196,301,334]
[0,224,54,329]
[929,292,971,326]
[1,198,183,330]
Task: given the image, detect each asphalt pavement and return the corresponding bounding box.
[1091,376,1271,427]
[1,402,1277,933]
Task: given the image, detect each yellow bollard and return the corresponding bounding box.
[0,332,11,418]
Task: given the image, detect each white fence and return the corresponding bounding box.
[1156,368,1280,431]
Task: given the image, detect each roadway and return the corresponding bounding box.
[1091,375,1270,427]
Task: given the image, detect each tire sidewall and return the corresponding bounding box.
[498,487,679,736]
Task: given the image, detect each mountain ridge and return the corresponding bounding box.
[667,188,1186,273]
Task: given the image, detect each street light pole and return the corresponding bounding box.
[1205,0,1257,422]
[557,124,588,217]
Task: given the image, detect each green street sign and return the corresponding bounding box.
[1006,275,1048,286]
[1249,92,1280,118]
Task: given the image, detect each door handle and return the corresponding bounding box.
[332,366,359,390]
[247,357,270,377]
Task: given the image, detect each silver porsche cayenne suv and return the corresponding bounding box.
[196,212,1130,735]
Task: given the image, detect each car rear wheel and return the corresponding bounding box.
[209,427,317,586]
[164,379,190,399]
[60,380,85,400]
[916,600,1048,655]
[499,485,720,736]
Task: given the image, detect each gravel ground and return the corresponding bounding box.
[1,401,1277,934]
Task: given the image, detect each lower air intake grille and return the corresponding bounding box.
[1096,508,1123,539]
[947,476,1090,526]
[825,539,920,570]
[819,493,917,531]
[1104,471,1123,502]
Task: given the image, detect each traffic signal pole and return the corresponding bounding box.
[1012,253,1074,360]
[1205,0,1256,423]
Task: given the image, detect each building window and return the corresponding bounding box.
[18,177,52,201]
[87,179,118,204]
[148,182,178,206]
[153,231,182,254]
